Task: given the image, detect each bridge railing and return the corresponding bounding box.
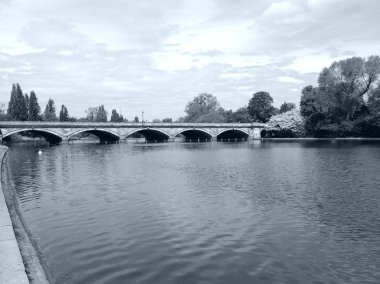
[0,121,267,128]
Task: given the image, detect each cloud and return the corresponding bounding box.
[221,72,255,80]
[1,0,380,120]
[278,76,303,84]
[261,1,303,18]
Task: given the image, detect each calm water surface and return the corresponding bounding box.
[7,141,380,284]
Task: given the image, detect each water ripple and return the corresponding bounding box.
[7,141,380,284]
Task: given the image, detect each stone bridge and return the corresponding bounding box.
[0,122,267,143]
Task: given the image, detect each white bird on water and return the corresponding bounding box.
[38,150,42,155]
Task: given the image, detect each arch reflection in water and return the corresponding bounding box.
[175,129,213,142]
[68,129,120,144]
[2,129,63,144]
[216,129,249,142]
[126,128,170,143]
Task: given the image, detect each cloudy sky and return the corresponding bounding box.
[1,0,380,120]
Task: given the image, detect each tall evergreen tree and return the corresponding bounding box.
[7,84,17,119]
[96,105,107,122]
[24,93,29,119]
[17,85,28,121]
[59,104,69,121]
[28,91,41,121]
[7,83,28,121]
[44,99,57,121]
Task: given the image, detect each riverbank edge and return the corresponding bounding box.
[0,145,52,284]
[261,137,380,140]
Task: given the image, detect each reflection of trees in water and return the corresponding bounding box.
[8,146,42,203]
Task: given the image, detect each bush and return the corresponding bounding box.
[263,109,305,138]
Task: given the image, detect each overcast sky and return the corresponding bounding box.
[1,0,380,120]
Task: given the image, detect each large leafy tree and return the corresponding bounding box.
[358,86,380,137]
[7,83,28,121]
[184,93,224,122]
[44,99,57,121]
[224,107,252,123]
[28,91,41,121]
[279,102,296,114]
[299,85,326,136]
[0,103,8,120]
[96,105,107,122]
[59,105,69,121]
[317,56,380,121]
[247,91,275,123]
[299,56,380,137]
[85,107,98,121]
[300,85,323,117]
[193,112,225,123]
[367,86,380,116]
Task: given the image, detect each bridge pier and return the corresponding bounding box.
[252,128,262,139]
[61,137,69,144]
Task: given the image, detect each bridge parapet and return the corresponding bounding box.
[0,121,266,128]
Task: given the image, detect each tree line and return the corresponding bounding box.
[298,56,380,137]
[0,84,127,123]
[263,55,380,138]
[3,83,74,122]
[2,55,380,137]
[180,91,295,124]
[182,55,380,138]
[0,82,295,125]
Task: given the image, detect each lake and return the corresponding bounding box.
[6,140,380,284]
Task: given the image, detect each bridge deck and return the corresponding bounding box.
[0,122,266,128]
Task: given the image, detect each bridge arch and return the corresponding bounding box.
[68,128,120,142]
[174,128,213,141]
[216,128,249,141]
[125,128,170,142]
[2,128,63,144]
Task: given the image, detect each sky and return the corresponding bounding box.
[1,0,380,120]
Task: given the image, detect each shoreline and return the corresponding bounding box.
[0,145,51,284]
[261,137,380,141]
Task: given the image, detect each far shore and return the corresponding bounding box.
[261,137,380,140]
[3,137,380,145]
